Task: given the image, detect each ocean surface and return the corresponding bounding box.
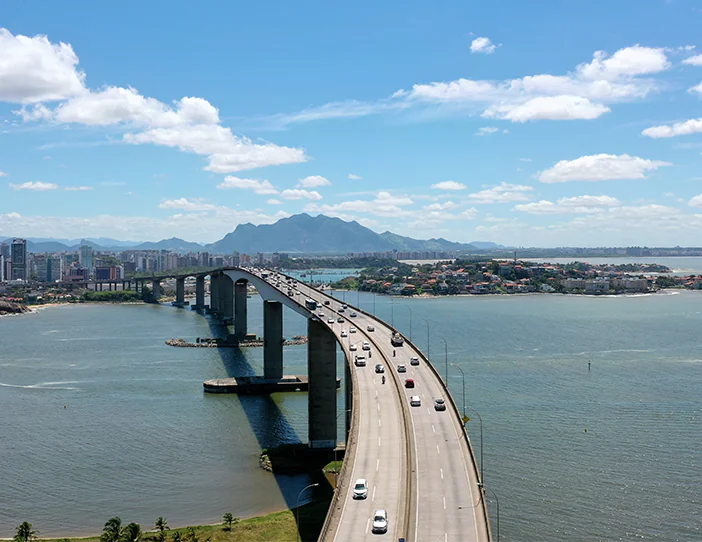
[1,290,701,541]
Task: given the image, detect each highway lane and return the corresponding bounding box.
[258,274,409,541]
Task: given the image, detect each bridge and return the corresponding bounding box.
[140,267,491,542]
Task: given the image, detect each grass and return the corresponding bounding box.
[322,460,343,474]
[33,499,331,542]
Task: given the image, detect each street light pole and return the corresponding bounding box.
[296,482,319,542]
[482,485,499,542]
[454,363,466,418]
[422,318,430,360]
[440,336,448,386]
[391,294,394,329]
[466,405,484,486]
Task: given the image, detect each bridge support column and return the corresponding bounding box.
[210,275,220,313]
[234,281,248,339]
[308,318,337,449]
[220,277,234,324]
[193,276,206,309]
[174,277,185,307]
[152,279,161,300]
[263,301,283,379]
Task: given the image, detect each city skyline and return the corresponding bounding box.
[3,1,702,246]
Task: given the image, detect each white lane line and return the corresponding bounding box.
[443,496,447,510]
[436,444,441,455]
[427,408,431,415]
[445,533,448,542]
[440,468,444,480]
[365,518,370,534]
[376,390,378,398]
[378,419,382,427]
[377,403,380,412]
[372,485,376,502]
[432,424,436,433]
[378,437,381,447]
[376,458,380,471]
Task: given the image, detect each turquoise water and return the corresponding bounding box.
[1,291,701,540]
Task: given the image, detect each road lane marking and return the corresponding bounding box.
[378,419,382,427]
[445,534,448,542]
[440,468,444,480]
[365,518,370,534]
[377,403,380,412]
[432,424,436,433]
[437,444,441,455]
[443,496,447,509]
[376,390,378,398]
[372,485,376,502]
[376,458,380,471]
[378,437,381,447]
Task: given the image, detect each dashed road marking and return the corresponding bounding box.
[378,437,381,447]
[437,444,441,455]
[432,424,436,433]
[440,468,444,480]
[376,458,380,471]
[372,485,376,502]
[443,496,447,509]
[365,518,370,534]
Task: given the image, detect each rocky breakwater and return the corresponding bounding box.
[0,300,29,316]
[166,335,308,348]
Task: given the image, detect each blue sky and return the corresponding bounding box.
[2,0,702,246]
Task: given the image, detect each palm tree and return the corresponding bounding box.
[222,513,233,531]
[171,532,181,542]
[14,522,37,542]
[101,518,122,542]
[119,523,141,542]
[185,527,197,542]
[154,518,169,542]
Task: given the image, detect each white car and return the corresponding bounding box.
[372,510,388,534]
[349,327,357,334]
[350,344,358,351]
[367,325,375,332]
[355,355,366,367]
[341,330,348,338]
[410,356,420,366]
[328,318,335,324]
[410,395,421,407]
[362,341,371,351]
[353,479,368,499]
[397,364,406,373]
[318,312,325,318]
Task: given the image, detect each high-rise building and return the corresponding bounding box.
[232,251,240,267]
[0,242,9,260]
[0,254,4,281]
[11,238,27,281]
[35,255,63,282]
[79,245,94,271]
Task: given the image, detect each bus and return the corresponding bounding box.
[305,298,317,310]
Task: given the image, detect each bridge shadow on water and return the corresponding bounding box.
[201,312,333,541]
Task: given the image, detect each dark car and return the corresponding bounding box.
[405,378,415,388]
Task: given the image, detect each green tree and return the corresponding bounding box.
[170,532,181,542]
[14,522,37,542]
[119,523,141,542]
[101,518,123,542]
[222,512,234,531]
[154,518,169,542]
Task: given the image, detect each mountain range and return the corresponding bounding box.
[3,213,503,254]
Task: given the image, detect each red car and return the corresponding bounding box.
[404,379,415,388]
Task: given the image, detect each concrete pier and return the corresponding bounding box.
[308,318,337,449]
[152,279,161,300]
[263,301,284,379]
[192,275,206,309]
[234,281,248,340]
[220,276,234,323]
[174,277,186,307]
[210,274,220,314]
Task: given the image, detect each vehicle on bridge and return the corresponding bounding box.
[372,510,388,534]
[354,355,366,367]
[410,356,420,366]
[397,364,407,373]
[405,378,415,388]
[434,398,447,411]
[353,479,368,499]
[375,364,385,373]
[362,341,371,351]
[367,325,375,332]
[391,332,404,346]
[410,395,421,406]
[305,298,317,310]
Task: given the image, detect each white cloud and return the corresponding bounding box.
[0,28,85,103]
[424,201,458,211]
[432,181,466,190]
[682,54,702,66]
[689,82,702,95]
[348,173,362,180]
[158,198,220,211]
[280,189,322,201]
[514,195,621,214]
[64,186,93,191]
[297,175,331,188]
[643,118,702,138]
[9,181,59,191]
[305,191,414,217]
[267,198,282,205]
[483,95,610,122]
[538,154,672,183]
[0,171,7,177]
[577,45,669,80]
[466,182,534,204]
[462,207,479,219]
[470,37,497,55]
[216,176,279,194]
[476,126,499,136]
[689,195,702,208]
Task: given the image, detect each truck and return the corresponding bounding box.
[391,332,404,347]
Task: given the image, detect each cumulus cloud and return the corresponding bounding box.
[348,173,362,180]
[297,175,331,188]
[9,181,59,191]
[470,37,497,55]
[280,189,323,201]
[305,191,414,217]
[689,195,702,208]
[462,207,479,219]
[689,82,702,96]
[682,54,702,66]
[537,154,672,183]
[158,198,220,211]
[0,171,7,177]
[424,201,458,211]
[216,176,279,194]
[432,181,466,190]
[643,118,702,138]
[267,198,282,205]
[465,182,534,204]
[0,28,85,103]
[514,195,621,214]
[476,126,499,135]
[577,45,669,80]
[483,95,610,122]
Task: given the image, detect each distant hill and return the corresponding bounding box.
[468,241,505,250]
[206,213,477,254]
[132,237,204,252]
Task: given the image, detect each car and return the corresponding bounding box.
[328,318,335,324]
[355,355,366,367]
[397,364,406,373]
[367,325,375,332]
[353,479,368,499]
[434,398,447,411]
[342,304,348,309]
[337,317,345,323]
[338,307,345,313]
[362,341,371,351]
[405,378,415,388]
[350,312,358,318]
[350,344,358,351]
[372,510,388,534]
[375,364,385,373]
[324,300,330,306]
[349,327,357,333]
[317,311,325,318]
[341,330,348,338]
[410,395,421,407]
[410,356,420,366]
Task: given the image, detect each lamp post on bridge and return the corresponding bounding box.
[396,304,412,342]
[296,482,319,542]
[439,336,448,386]
[421,318,430,360]
[482,485,499,542]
